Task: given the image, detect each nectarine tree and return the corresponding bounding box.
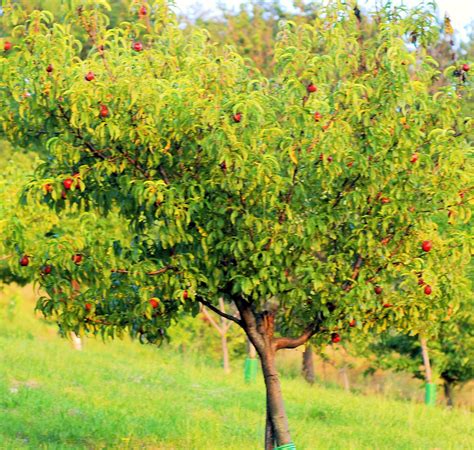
[0,1,472,448]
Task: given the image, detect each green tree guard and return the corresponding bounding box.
[275,444,296,450]
[244,357,259,384]
[245,339,258,383]
[425,383,437,406]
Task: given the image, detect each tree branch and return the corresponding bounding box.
[234,297,266,352]
[111,265,175,276]
[57,104,108,161]
[342,254,363,292]
[196,297,241,326]
[273,318,322,351]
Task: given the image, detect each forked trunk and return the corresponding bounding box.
[302,344,315,384]
[260,349,292,448]
[236,301,300,449]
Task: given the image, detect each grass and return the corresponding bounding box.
[0,286,473,450]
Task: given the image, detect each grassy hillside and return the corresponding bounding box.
[0,286,472,450]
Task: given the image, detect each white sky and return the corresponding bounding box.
[173,0,474,40]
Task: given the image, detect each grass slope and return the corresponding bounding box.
[0,288,472,450]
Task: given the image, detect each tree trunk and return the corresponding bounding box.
[248,338,257,359]
[260,349,292,448]
[302,344,315,384]
[221,332,230,374]
[420,337,432,383]
[70,332,82,351]
[236,301,298,449]
[340,365,350,392]
[265,405,275,450]
[443,380,454,407]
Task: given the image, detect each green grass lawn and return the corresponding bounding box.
[0,288,472,449]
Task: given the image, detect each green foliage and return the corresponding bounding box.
[0,1,472,347]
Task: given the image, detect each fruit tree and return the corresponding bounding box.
[0,1,472,448]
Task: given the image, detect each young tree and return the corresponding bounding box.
[365,303,473,407]
[0,1,472,447]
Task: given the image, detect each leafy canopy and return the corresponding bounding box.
[0,0,472,344]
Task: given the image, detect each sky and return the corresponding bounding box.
[173,0,474,40]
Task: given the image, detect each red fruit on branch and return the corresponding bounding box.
[85,71,95,81]
[44,183,53,193]
[383,303,392,308]
[139,5,147,16]
[424,285,432,295]
[63,178,74,190]
[85,303,92,311]
[233,112,242,123]
[19,255,30,267]
[410,153,418,163]
[331,333,341,343]
[42,265,52,275]
[133,41,144,52]
[307,83,317,93]
[418,278,425,286]
[149,298,159,309]
[327,156,333,163]
[4,41,12,51]
[380,197,390,204]
[314,111,322,122]
[421,240,432,252]
[349,319,356,327]
[183,290,189,300]
[374,286,383,295]
[46,64,54,73]
[99,104,109,118]
[72,254,83,265]
[462,64,470,72]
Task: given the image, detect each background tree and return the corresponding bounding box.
[0,1,472,448]
[365,301,473,407]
